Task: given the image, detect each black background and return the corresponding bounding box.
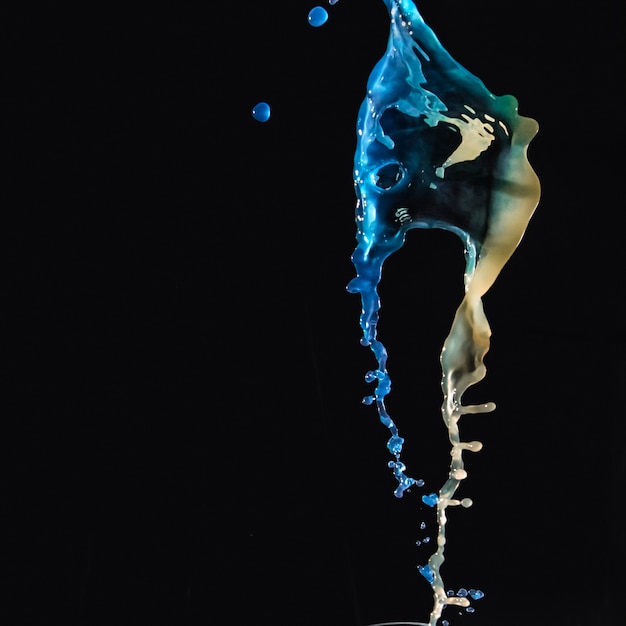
[4,1,624,625]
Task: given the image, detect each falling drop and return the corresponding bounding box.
[251,102,270,122]
[418,564,435,584]
[308,6,329,27]
[469,589,485,600]
[421,493,438,507]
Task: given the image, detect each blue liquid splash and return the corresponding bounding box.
[346,1,540,624]
[251,101,271,122]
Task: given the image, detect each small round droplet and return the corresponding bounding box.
[461,497,473,508]
[251,102,270,122]
[362,395,374,405]
[308,6,329,27]
[469,589,485,600]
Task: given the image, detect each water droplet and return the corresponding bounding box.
[251,102,270,122]
[469,589,485,600]
[422,492,438,507]
[364,370,376,383]
[308,6,328,27]
[416,478,425,487]
[446,590,455,597]
[466,607,475,613]
[442,621,449,626]
[420,521,426,530]
[457,587,468,597]
[328,0,340,5]
[422,536,430,543]
[362,395,374,405]
[418,564,434,583]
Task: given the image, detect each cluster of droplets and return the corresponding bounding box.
[418,562,485,620]
[441,588,485,622]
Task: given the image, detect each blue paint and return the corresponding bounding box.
[418,564,435,584]
[421,493,438,507]
[308,6,329,27]
[387,460,417,498]
[469,589,485,600]
[387,434,404,455]
[251,101,270,122]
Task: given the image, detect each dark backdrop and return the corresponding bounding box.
[5,1,624,625]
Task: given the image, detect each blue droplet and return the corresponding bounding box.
[466,607,475,613]
[329,0,340,5]
[469,589,485,600]
[308,6,329,27]
[420,521,426,530]
[362,395,374,405]
[418,564,434,584]
[251,102,270,122]
[442,621,449,626]
[421,492,438,507]
[457,587,468,597]
[416,478,425,487]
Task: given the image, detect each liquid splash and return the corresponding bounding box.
[346,1,540,623]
